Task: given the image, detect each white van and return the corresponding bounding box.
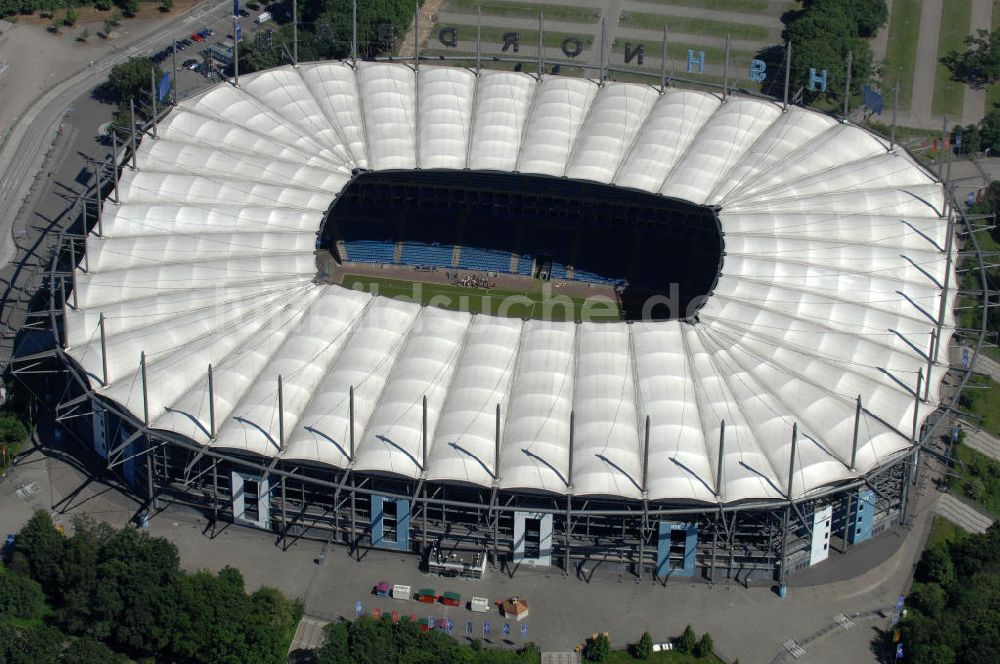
[255,11,271,24]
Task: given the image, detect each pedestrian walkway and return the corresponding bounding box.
[962,428,1000,462]
[974,353,1000,384]
[288,616,331,655]
[935,493,994,533]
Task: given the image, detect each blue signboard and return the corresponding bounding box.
[890,594,905,627]
[235,21,242,42]
[896,643,904,659]
[157,73,171,102]
[354,600,362,617]
[233,0,239,16]
[503,623,510,637]
[521,624,528,639]
[862,85,883,114]
[466,621,473,635]
[483,621,491,636]
[962,346,970,369]
[447,619,454,634]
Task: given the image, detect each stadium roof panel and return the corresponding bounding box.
[65,62,954,504]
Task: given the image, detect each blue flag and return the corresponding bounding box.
[896,643,904,659]
[521,624,528,639]
[466,621,473,635]
[862,85,883,115]
[233,0,239,16]
[354,601,362,617]
[483,621,491,635]
[503,623,510,637]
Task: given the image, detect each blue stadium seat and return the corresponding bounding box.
[458,247,511,272]
[516,255,533,276]
[399,242,453,268]
[344,240,396,264]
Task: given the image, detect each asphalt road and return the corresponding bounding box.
[0,0,258,368]
[0,0,232,272]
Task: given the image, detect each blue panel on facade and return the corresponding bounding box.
[370,495,410,551]
[656,521,697,578]
[849,488,875,545]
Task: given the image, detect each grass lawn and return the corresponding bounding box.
[435,23,595,50]
[925,515,969,549]
[618,12,772,42]
[950,439,1000,517]
[637,0,768,11]
[931,0,973,119]
[611,39,755,72]
[442,0,601,24]
[958,374,1000,437]
[882,0,922,111]
[341,274,622,321]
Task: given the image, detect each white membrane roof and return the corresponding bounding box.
[65,62,955,504]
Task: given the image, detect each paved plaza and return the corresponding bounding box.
[0,407,951,664]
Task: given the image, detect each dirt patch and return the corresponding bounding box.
[397,0,446,57]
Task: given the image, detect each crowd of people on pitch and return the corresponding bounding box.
[452,273,495,289]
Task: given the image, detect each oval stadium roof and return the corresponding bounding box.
[65,62,955,504]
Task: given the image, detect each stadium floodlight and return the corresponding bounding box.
[63,62,954,505]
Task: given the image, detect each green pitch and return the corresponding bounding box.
[341,274,622,322]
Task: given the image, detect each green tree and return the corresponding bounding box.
[115,0,139,15]
[583,633,610,662]
[15,511,65,596]
[315,622,351,664]
[804,0,888,37]
[63,5,76,25]
[678,625,697,654]
[917,545,956,587]
[61,637,129,664]
[0,570,45,621]
[0,623,63,664]
[95,0,112,10]
[909,582,947,617]
[634,631,653,660]
[695,632,715,658]
[783,4,874,104]
[941,28,1000,89]
[160,0,171,10]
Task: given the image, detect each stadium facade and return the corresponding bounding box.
[19,61,969,584]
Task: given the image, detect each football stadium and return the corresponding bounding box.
[26,60,965,584]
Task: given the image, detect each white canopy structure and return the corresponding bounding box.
[64,62,954,505]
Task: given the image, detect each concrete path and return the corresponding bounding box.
[962,0,992,125]
[962,428,1000,461]
[935,493,993,532]
[974,351,1000,384]
[907,0,943,129]
[288,616,331,655]
[871,0,893,64]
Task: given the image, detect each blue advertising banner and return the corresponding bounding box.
[862,85,883,114]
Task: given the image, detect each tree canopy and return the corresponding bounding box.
[7,511,302,663]
[900,523,1000,663]
[941,28,1000,89]
[778,0,886,103]
[313,615,540,664]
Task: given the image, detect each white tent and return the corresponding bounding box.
[65,62,954,504]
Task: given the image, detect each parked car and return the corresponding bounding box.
[174,40,186,50]
[182,59,198,70]
[203,27,215,36]
[197,30,210,39]
[191,33,204,42]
